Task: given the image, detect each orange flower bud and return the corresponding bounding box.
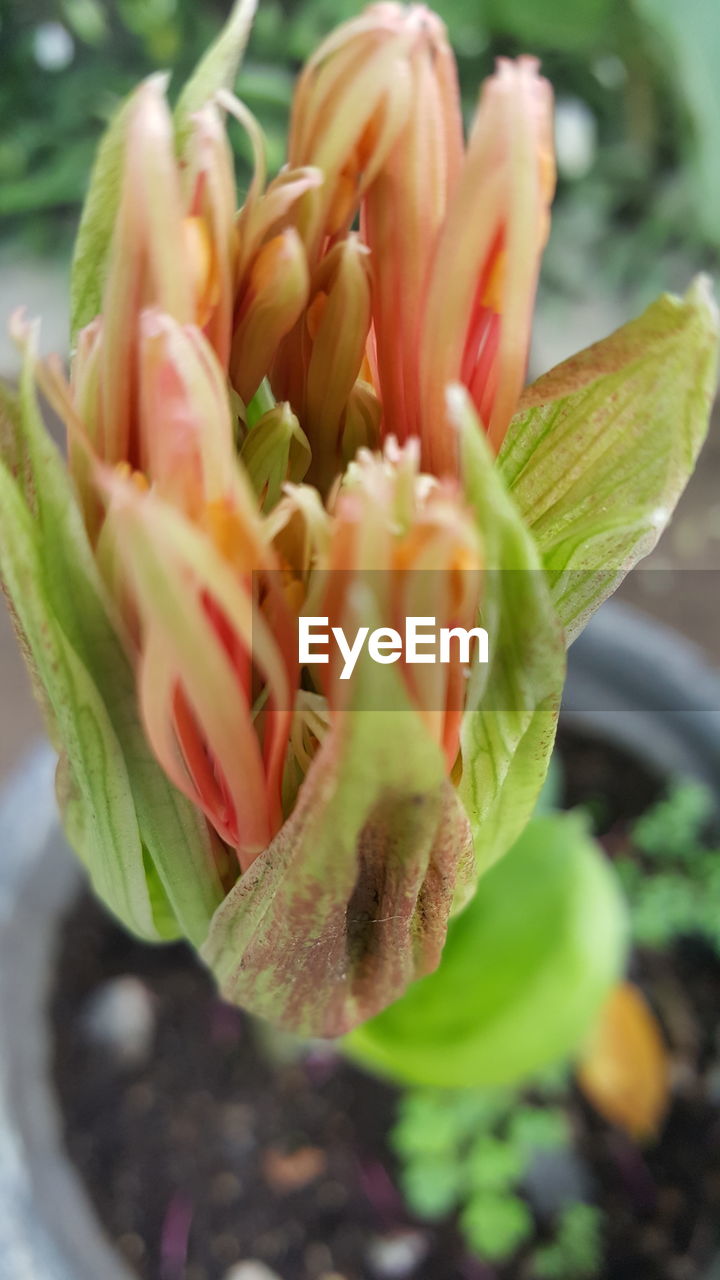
[287,4,420,260]
[419,57,555,472]
[231,229,310,406]
[273,236,374,493]
[320,439,483,770]
[361,6,462,444]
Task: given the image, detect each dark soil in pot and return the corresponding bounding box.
[49,731,720,1280]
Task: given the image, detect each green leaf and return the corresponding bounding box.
[392,1088,506,1159]
[241,402,311,512]
[344,813,628,1087]
[69,89,136,342]
[508,1106,569,1154]
[461,1190,533,1262]
[632,780,713,861]
[467,1136,525,1192]
[499,279,720,640]
[174,0,257,147]
[0,345,224,944]
[70,0,257,341]
[0,461,157,938]
[455,390,566,880]
[533,1203,603,1278]
[400,1156,465,1220]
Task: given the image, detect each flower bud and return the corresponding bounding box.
[340,379,382,468]
[97,81,238,458]
[240,402,311,512]
[103,472,297,871]
[361,6,462,443]
[230,228,310,406]
[273,235,374,493]
[419,57,555,472]
[319,439,483,771]
[287,3,420,259]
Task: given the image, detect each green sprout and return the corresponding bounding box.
[616,780,720,951]
[390,1085,580,1267]
[533,1203,603,1279]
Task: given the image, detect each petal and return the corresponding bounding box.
[100,77,193,463]
[182,103,239,365]
[236,166,323,282]
[137,309,236,511]
[305,236,373,490]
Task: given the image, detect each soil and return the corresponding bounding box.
[50,731,720,1280]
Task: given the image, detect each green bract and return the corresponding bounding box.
[500,278,719,640]
[0,349,223,944]
[345,813,628,1086]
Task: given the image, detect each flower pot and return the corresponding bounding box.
[1,600,719,1280]
[0,747,132,1280]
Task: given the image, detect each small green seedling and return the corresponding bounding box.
[616,780,720,951]
[390,776,718,1272]
[390,1082,602,1270]
[533,1203,603,1279]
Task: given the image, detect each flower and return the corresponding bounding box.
[1,0,716,1048]
[285,4,555,476]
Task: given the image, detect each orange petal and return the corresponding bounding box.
[577,981,670,1141]
[100,76,193,464]
[137,309,235,512]
[103,475,296,863]
[182,102,239,364]
[420,57,555,475]
[305,236,373,489]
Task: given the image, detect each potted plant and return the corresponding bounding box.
[1,1,719,1276]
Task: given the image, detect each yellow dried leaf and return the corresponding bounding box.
[576,981,669,1140]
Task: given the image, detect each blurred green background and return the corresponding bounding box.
[1,0,719,289]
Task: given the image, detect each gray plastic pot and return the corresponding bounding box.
[1,601,719,1280]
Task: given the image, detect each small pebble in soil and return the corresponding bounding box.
[81,975,155,1064]
[220,1102,256,1157]
[524,1146,594,1215]
[210,1170,244,1205]
[262,1145,327,1192]
[223,1263,284,1280]
[303,1242,334,1273]
[366,1230,430,1278]
[116,1231,146,1264]
[704,1063,720,1104]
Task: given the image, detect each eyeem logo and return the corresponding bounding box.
[299,616,489,681]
